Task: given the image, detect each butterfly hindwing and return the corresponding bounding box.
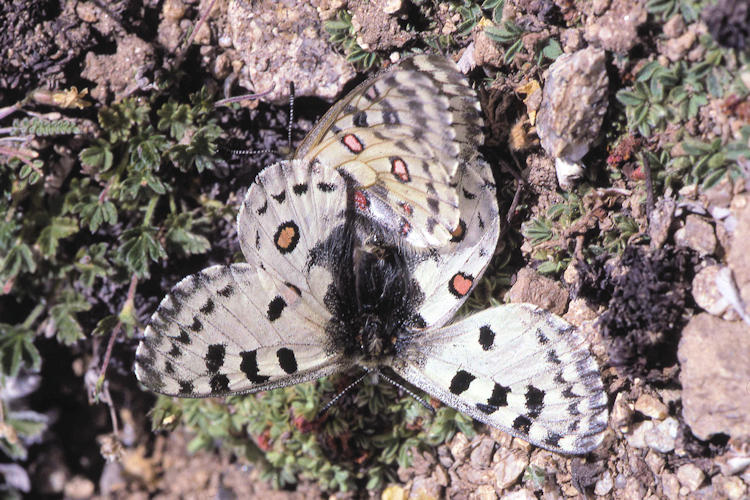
[394,303,608,454]
[414,158,501,329]
[296,55,484,248]
[135,264,347,397]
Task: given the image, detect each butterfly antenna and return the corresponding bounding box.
[287,82,295,152]
[376,371,435,414]
[317,370,371,418]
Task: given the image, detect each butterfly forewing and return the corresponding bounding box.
[394,304,608,454]
[296,55,484,248]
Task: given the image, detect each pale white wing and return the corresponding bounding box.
[413,158,501,329]
[394,304,608,454]
[237,158,348,317]
[296,55,484,248]
[135,264,349,397]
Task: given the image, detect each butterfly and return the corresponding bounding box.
[135,55,608,454]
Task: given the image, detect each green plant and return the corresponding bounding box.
[485,20,525,63]
[151,376,474,491]
[646,0,705,22]
[324,10,381,71]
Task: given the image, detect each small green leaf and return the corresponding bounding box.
[119,226,167,277]
[0,243,36,278]
[36,216,78,257]
[49,291,92,345]
[165,213,211,256]
[616,89,645,107]
[0,322,41,377]
[74,243,111,288]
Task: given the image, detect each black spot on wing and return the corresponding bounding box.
[352,111,368,127]
[536,328,549,345]
[217,284,234,298]
[206,344,226,373]
[179,380,194,394]
[189,317,202,332]
[568,401,581,416]
[317,182,336,192]
[382,109,400,125]
[525,385,545,419]
[199,298,215,315]
[463,188,476,200]
[513,415,532,434]
[562,386,578,399]
[267,296,286,322]
[488,383,510,407]
[427,197,440,214]
[210,374,230,393]
[164,360,174,375]
[545,433,562,449]
[476,403,497,414]
[276,348,298,374]
[257,200,268,215]
[240,350,271,384]
[478,325,495,351]
[168,344,182,358]
[293,183,308,195]
[272,191,286,204]
[176,329,191,344]
[546,349,562,364]
[449,370,475,395]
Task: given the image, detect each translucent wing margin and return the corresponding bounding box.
[135,264,347,397]
[296,55,484,248]
[394,304,608,454]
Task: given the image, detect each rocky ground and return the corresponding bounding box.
[1,0,749,499]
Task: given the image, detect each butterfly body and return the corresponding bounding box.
[135,55,608,455]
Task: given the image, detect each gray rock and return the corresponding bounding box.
[627,420,654,449]
[227,0,355,103]
[536,47,608,164]
[649,198,677,249]
[713,475,748,500]
[449,432,471,462]
[635,393,669,420]
[492,449,528,491]
[692,265,732,317]
[676,463,705,492]
[661,472,681,500]
[644,417,679,453]
[674,214,717,255]
[679,314,750,441]
[506,268,569,316]
[469,436,495,468]
[728,194,750,312]
[502,488,536,500]
[583,0,648,53]
[594,471,613,496]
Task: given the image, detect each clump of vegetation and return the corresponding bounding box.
[575,245,698,383]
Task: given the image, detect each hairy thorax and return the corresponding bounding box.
[321,219,426,366]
